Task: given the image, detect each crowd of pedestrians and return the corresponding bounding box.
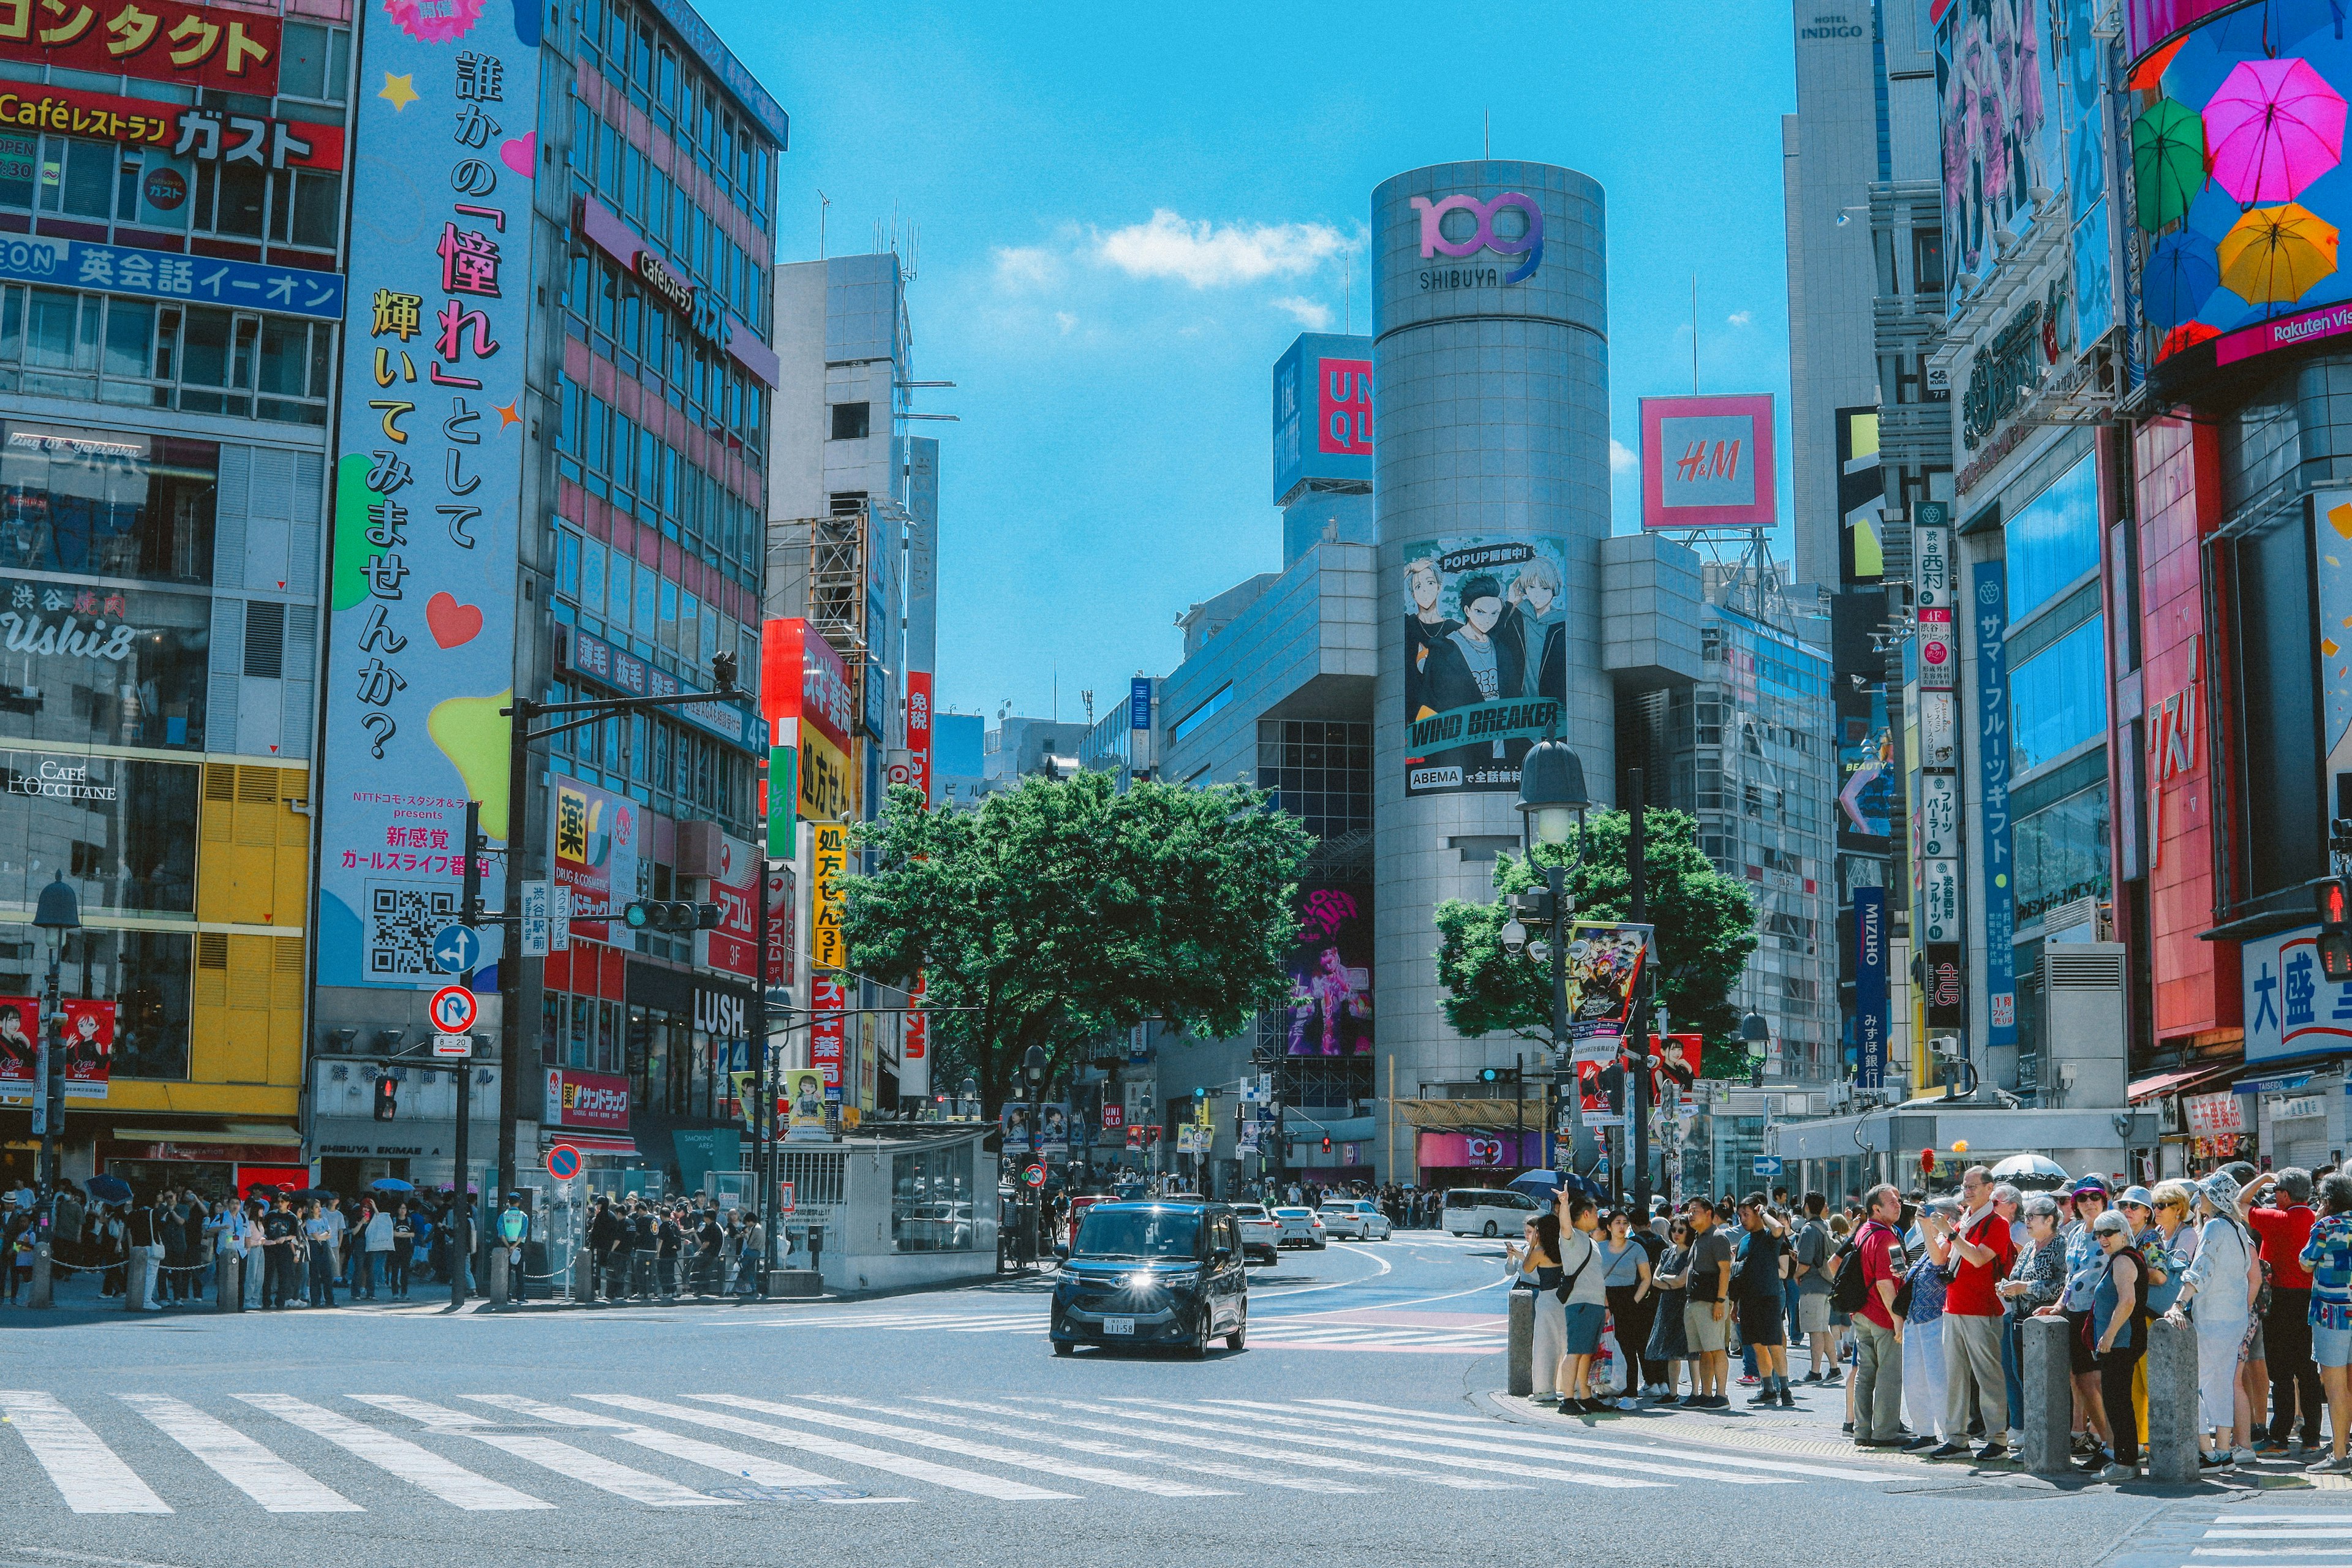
[1504,1161,2352,1482]
[583,1195,767,1302]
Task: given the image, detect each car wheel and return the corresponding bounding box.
[1053,1339,1075,1357]
[1227,1307,1247,1352]
[1311,1239,1326,1250]
[1483,1221,1499,1238]
[1188,1311,1212,1360]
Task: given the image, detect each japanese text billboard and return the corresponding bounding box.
[0,0,282,94]
[1401,536,1568,796]
[542,1066,628,1129]
[2242,924,2352,1063]
[551,777,638,945]
[1973,562,2018,1045]
[317,3,540,989]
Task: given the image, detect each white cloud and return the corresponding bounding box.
[1054,311,1077,336]
[1727,310,1754,327]
[1609,437,1637,475]
[1273,295,1332,330]
[992,245,1063,292]
[1095,209,1353,288]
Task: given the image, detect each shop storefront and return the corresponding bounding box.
[100,1125,304,1201]
[622,959,747,1189]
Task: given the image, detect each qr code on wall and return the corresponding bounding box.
[369,884,459,977]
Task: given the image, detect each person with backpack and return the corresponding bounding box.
[628,1200,660,1300]
[1553,1196,1611,1413]
[1838,1183,1907,1446]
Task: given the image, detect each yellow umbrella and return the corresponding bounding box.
[2218,202,2341,303]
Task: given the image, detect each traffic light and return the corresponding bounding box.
[460,800,483,924]
[2320,878,2352,982]
[1321,1135,1333,1154]
[1477,1066,1522,1085]
[622,900,723,933]
[373,1075,396,1122]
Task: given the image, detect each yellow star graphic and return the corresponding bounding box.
[379,72,419,111]
[496,401,522,428]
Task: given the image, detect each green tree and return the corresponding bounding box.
[1432,808,1759,1078]
[843,774,1313,1113]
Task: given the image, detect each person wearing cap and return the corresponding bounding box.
[2296,1171,2352,1472]
[2086,1208,2147,1480]
[2247,1167,2324,1453]
[2167,1171,2261,1469]
[1932,1165,2015,1462]
[2041,1177,2116,1460]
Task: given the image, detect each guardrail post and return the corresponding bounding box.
[2021,1313,2071,1475]
[488,1246,510,1306]
[1508,1291,1534,1396]
[216,1253,241,1313]
[28,1241,50,1308]
[2146,1316,2200,1484]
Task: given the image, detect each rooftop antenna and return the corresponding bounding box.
[1080,689,1095,727]
[817,190,831,259]
[1344,255,1352,335]
[1483,110,1490,160]
[1692,274,1698,394]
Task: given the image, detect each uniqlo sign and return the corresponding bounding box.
[1102,1102,1124,1129]
[1316,356,1371,455]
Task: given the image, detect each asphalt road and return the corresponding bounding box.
[0,1230,2337,1568]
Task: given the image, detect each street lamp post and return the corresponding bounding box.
[1022,1044,1047,1265]
[1514,736,1589,1182]
[26,873,77,1309]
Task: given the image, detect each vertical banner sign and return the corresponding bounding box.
[763,865,794,990]
[811,822,848,975]
[0,995,33,1099]
[1920,772,1960,859]
[905,671,933,807]
[1915,506,1954,690]
[1853,888,1888,1090]
[759,620,797,857]
[900,969,929,1099]
[809,976,845,1102]
[1972,562,2018,1046]
[318,1,541,988]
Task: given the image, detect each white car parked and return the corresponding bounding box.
[1268,1207,1327,1249]
[1316,1199,1393,1240]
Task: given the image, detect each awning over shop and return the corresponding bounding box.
[115,1125,303,1145]
[2128,1066,2237,1103]
[544,1133,636,1155]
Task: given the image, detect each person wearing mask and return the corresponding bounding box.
[1934,1166,2016,1462]
[1997,1195,2068,1452]
[1681,1196,1735,1409]
[2167,1172,2261,1471]
[1903,1199,1956,1452]
[360,1200,396,1301]
[2087,1210,2147,1481]
[1646,1216,1697,1406]
[1597,1210,1656,1408]
[1793,1191,1839,1385]
[1734,1195,1794,1408]
[1553,1197,1610,1414]
[2296,1171,2352,1474]
[2248,1168,2326,1455]
[1847,1184,1907,1448]
[1506,1214,1566,1405]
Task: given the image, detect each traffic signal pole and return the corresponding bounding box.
[1629,768,1653,1224]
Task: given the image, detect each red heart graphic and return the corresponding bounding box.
[427,592,483,649]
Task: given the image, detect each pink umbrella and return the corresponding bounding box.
[2206,57,2348,205]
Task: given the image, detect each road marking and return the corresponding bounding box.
[803,1396,1364,1494]
[461,1395,868,1495]
[115,1395,359,1513]
[232,1394,551,1512]
[578,1394,1074,1502]
[692,1395,1230,1498]
[2207,1534,2352,1541]
[1197,1400,1795,1485]
[1300,1398,1899,1483]
[0,1392,172,1515]
[929,1396,1513,1490]
[347,1394,731,1509]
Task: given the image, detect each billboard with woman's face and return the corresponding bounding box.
[1403,537,1568,796]
[1284,885,1373,1057]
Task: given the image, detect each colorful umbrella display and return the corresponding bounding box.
[2134,97,2208,232]
[2143,230,2222,327]
[2218,202,2341,303]
[2159,321,2222,360]
[2204,56,2348,205]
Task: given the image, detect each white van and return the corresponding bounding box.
[1443,1188,1542,1237]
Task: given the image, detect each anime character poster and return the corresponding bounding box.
[1562,921,1654,1063]
[1038,1103,1071,1159]
[1403,537,1569,796]
[1937,0,2059,296]
[782,1068,830,1142]
[58,999,110,1099]
[1284,886,1373,1057]
[0,995,34,1096]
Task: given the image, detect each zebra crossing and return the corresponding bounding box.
[0,1386,1917,1516]
[2112,1509,2352,1568]
[723,1304,1510,1353]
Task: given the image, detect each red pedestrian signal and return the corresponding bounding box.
[373,1075,397,1122]
[1321,1135,1333,1154]
[2320,878,2352,981]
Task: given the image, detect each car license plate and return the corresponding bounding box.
[1103,1316,1134,1335]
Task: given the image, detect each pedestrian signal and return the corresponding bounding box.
[373,1075,396,1121]
[2319,878,2352,981]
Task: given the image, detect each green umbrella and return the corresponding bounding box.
[2134,97,2207,232]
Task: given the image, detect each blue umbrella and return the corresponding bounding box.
[369,1177,415,1193]
[85,1174,131,1203]
[1507,1169,1562,1199]
[2144,230,2222,330]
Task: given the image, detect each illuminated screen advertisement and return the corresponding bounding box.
[1638,394,1777,530]
[1283,886,1372,1057]
[2130,1,2352,374]
[316,0,540,989]
[1401,536,1568,796]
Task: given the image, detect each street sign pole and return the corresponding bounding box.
[752,853,772,1289]
[450,1031,470,1308]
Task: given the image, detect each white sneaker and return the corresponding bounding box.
[2305,1453,2352,1474]
[2235,1447,2263,1464]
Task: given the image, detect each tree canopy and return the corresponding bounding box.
[1432,807,1760,1078]
[842,773,1313,1112]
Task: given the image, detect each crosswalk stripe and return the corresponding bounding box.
[578,1394,1074,1502]
[345,1395,731,1509]
[802,1396,1365,1494]
[2207,1534,2352,1540]
[1032,1398,1660,1490]
[116,1395,360,1513]
[461,1395,859,1493]
[938,1396,1521,1490]
[0,1391,172,1514]
[232,1394,551,1512]
[1195,1400,1793,1485]
[1293,1398,1898,1483]
[692,1394,1231,1498]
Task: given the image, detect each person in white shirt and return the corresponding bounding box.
[360,1204,396,1301]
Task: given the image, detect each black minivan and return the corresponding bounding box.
[1050,1201,1247,1357]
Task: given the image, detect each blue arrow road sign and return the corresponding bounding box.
[432,924,480,975]
[1752,1155,1784,1177]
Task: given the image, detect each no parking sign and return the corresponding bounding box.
[546,1144,581,1182]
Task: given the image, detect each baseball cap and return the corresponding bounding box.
[2071,1175,2110,1197]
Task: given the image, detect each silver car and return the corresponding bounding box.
[1227,1203,1281,1264]
[1317,1199,1393,1240]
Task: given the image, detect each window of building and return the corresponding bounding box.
[2008,614,2106,776]
[2003,453,2100,624]
[2014,781,2111,926]
[1912,222,1944,295]
[891,1141,975,1253]
[1256,718,1372,845]
[830,401,870,440]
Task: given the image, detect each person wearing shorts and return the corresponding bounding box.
[2296,1172,2352,1472]
[1681,1196,1735,1407]
[1553,1196,1613,1413]
[1734,1194,1793,1406]
[1793,1193,1838,1382]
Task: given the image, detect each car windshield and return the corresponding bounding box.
[1073,1208,1199,1259]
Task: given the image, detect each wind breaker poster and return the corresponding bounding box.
[1403,536,1568,796]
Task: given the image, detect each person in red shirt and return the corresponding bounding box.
[2247,1168,2323,1452]
[1934,1164,2018,1461]
[1849,1183,1907,1446]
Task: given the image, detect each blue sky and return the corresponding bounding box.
[706,1,1801,723]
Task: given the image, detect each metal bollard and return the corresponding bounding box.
[2146,1316,2201,1484]
[1508,1291,1534,1396]
[487,1246,510,1306]
[573,1247,595,1305]
[2021,1313,2073,1476]
[28,1241,50,1308]
[216,1253,241,1313]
